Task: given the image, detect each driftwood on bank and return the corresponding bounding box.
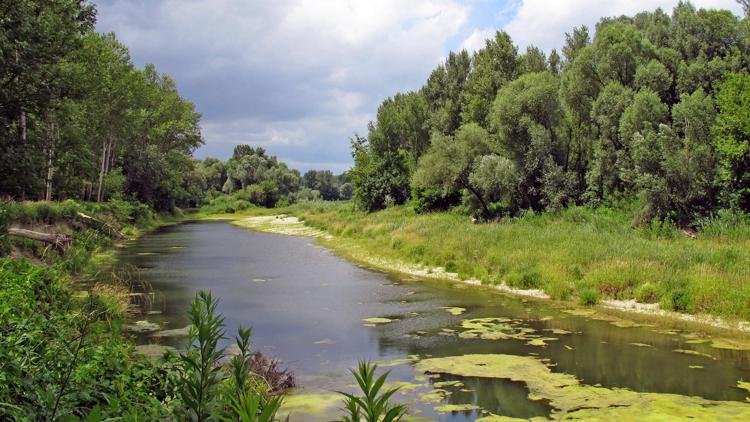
[8,228,72,254]
[75,212,126,241]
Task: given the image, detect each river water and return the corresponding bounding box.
[117,220,750,420]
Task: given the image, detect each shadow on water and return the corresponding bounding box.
[116,220,750,420]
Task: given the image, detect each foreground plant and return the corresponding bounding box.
[339,361,407,422]
[177,290,287,422]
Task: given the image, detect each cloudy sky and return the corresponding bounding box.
[94,0,743,173]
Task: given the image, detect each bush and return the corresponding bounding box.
[506,269,542,289]
[412,187,459,214]
[635,282,661,303]
[663,287,694,312]
[579,288,600,305]
[201,196,254,215]
[444,260,458,273]
[0,258,172,420]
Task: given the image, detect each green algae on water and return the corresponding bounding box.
[278,392,341,418]
[562,308,596,317]
[419,389,450,404]
[362,317,394,325]
[415,354,750,419]
[738,380,750,391]
[672,349,718,360]
[442,306,467,316]
[458,317,563,347]
[711,338,750,351]
[434,403,481,413]
[629,342,656,349]
[433,380,464,388]
[376,357,414,367]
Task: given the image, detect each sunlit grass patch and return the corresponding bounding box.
[263,200,750,320]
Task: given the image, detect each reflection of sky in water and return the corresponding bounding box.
[117,221,750,420]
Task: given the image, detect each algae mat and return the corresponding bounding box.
[416,354,750,420]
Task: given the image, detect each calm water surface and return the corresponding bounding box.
[117,221,750,420]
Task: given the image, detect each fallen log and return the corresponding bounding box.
[8,228,72,254]
[75,212,126,241]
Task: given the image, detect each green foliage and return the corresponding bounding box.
[217,326,283,422]
[346,3,750,227]
[579,288,600,306]
[714,72,750,211]
[635,282,661,303]
[697,208,750,239]
[0,258,173,420]
[411,187,460,214]
[338,362,407,422]
[177,291,286,422]
[178,291,226,421]
[412,124,494,217]
[351,135,411,212]
[461,31,518,126]
[632,89,717,223]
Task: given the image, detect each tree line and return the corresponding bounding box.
[1,1,207,211]
[198,145,351,212]
[351,1,750,226]
[1,1,354,213]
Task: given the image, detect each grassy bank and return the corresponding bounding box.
[228,200,750,322]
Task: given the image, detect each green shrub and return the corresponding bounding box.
[635,282,661,303]
[663,287,694,312]
[0,258,173,420]
[339,362,407,422]
[579,288,600,305]
[177,291,287,421]
[506,269,542,289]
[444,260,458,273]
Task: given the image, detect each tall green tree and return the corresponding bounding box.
[423,50,471,135]
[0,0,95,198]
[412,124,494,217]
[714,72,750,211]
[461,31,518,127]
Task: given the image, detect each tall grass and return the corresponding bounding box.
[283,201,750,320]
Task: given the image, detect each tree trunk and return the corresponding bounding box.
[463,181,491,220]
[18,109,26,142]
[75,212,126,241]
[8,228,72,254]
[96,140,108,202]
[44,121,57,201]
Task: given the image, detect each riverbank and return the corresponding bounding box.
[0,200,190,419]
[203,200,750,336]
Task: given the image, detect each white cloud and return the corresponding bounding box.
[95,0,471,171]
[460,27,496,53]
[504,0,744,52]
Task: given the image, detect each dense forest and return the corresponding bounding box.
[351,1,750,227]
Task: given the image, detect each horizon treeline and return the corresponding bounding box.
[351,1,750,226]
[199,144,352,213]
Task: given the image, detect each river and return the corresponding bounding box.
[117,220,750,420]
